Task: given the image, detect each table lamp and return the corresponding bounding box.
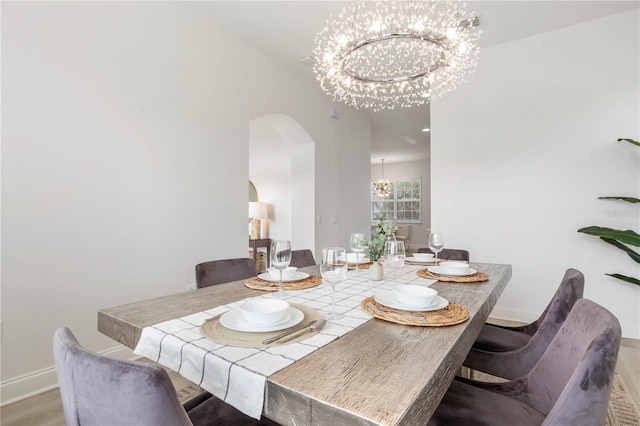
[249,202,269,240]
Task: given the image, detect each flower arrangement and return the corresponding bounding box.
[365,215,398,262]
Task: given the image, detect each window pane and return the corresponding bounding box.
[371,177,421,223]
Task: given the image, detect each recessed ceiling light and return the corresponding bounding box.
[421,127,431,132]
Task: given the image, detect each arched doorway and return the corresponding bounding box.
[249,114,315,255]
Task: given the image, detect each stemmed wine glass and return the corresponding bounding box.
[384,240,405,285]
[349,233,366,270]
[320,247,347,320]
[270,240,292,299]
[428,233,444,264]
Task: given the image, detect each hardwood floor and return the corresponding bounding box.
[2,338,637,425]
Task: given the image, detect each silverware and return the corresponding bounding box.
[366,302,425,319]
[262,320,317,345]
[275,319,327,344]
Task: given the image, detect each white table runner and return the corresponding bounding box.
[134,264,434,419]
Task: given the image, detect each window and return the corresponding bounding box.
[371,177,421,223]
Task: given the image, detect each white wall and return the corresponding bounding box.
[371,159,431,249]
[432,10,640,338]
[0,2,371,402]
[249,114,316,254]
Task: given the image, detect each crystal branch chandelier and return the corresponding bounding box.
[313,0,481,111]
[374,159,392,199]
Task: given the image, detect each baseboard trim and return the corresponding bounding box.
[1,345,135,407]
[490,305,640,340]
[489,305,538,324]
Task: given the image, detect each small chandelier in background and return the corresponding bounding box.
[374,159,392,199]
[313,0,481,111]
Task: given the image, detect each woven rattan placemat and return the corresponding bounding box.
[244,275,322,291]
[417,268,489,283]
[360,296,469,326]
[200,303,324,347]
[348,262,373,270]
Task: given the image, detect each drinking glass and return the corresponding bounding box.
[428,233,445,264]
[384,240,405,285]
[349,233,366,270]
[320,247,347,320]
[270,240,292,299]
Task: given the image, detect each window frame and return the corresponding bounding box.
[371,176,422,224]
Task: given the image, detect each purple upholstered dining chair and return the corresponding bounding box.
[417,247,470,262]
[464,268,584,379]
[54,327,278,426]
[429,299,621,426]
[289,249,316,268]
[195,257,257,289]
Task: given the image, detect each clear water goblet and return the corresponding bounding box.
[428,233,444,265]
[321,247,347,320]
[384,240,405,285]
[270,240,292,299]
[350,233,366,271]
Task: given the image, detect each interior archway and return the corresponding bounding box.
[249,114,315,256]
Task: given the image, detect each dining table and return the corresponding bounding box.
[98,261,511,425]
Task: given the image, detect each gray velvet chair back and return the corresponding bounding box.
[417,247,470,261]
[289,249,316,268]
[520,267,584,335]
[53,327,193,426]
[517,299,620,424]
[430,299,621,426]
[464,268,585,379]
[195,257,256,289]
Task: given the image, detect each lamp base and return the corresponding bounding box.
[250,219,261,240]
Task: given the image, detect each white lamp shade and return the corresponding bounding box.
[249,202,269,219]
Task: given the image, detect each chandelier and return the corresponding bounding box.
[374,159,392,199]
[313,0,481,111]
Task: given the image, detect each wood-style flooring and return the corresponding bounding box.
[2,336,637,425]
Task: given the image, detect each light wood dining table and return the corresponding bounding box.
[98,262,511,425]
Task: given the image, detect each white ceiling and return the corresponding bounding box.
[195,1,638,163]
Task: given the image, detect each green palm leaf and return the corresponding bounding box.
[601,237,640,263]
[598,196,640,203]
[617,138,640,146]
[606,273,640,286]
[578,226,640,247]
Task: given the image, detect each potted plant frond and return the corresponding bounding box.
[365,215,398,280]
[578,138,640,286]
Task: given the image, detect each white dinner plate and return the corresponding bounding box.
[258,272,310,282]
[374,291,449,312]
[405,256,436,264]
[347,253,371,264]
[427,266,477,277]
[220,307,304,332]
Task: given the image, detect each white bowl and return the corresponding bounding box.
[267,266,298,281]
[439,261,469,274]
[393,285,438,308]
[412,253,434,261]
[238,299,290,325]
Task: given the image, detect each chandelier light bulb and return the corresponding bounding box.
[313,0,482,111]
[373,158,392,199]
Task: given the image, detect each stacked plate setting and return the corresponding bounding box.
[220,298,304,332]
[428,261,476,276]
[258,266,310,282]
[375,284,449,312]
